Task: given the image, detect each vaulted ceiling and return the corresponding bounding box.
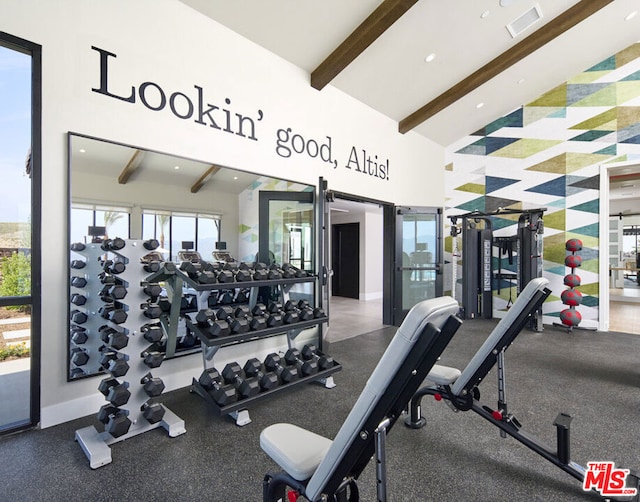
[179,0,640,147]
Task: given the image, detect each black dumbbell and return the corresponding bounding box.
[218,290,235,304]
[313,307,326,318]
[98,378,131,407]
[243,358,279,391]
[216,266,234,283]
[70,242,86,252]
[97,404,118,424]
[236,263,253,282]
[70,309,88,325]
[143,238,159,250]
[105,409,131,438]
[198,368,237,406]
[284,348,318,376]
[99,349,130,377]
[297,300,314,321]
[143,260,161,273]
[70,259,86,269]
[301,344,334,370]
[267,264,283,280]
[215,306,249,334]
[141,323,163,343]
[264,353,299,383]
[142,283,162,299]
[101,238,126,252]
[141,346,164,368]
[235,289,250,303]
[99,304,128,325]
[71,347,89,366]
[179,332,197,348]
[71,327,88,345]
[99,325,129,350]
[266,302,283,327]
[195,309,231,337]
[252,262,268,280]
[70,276,88,288]
[141,400,165,424]
[70,293,87,306]
[282,263,307,278]
[222,362,260,399]
[141,302,162,319]
[100,284,127,302]
[141,372,165,397]
[102,259,126,275]
[282,301,301,324]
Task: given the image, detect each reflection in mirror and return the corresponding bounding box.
[67,134,316,380]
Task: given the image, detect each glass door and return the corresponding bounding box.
[258,190,315,307]
[0,33,41,433]
[393,207,443,324]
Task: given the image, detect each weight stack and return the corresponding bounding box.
[75,238,186,469]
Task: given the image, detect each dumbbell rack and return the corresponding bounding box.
[74,239,186,469]
[157,267,341,426]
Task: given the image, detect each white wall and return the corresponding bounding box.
[1,0,444,427]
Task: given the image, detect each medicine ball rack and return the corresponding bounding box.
[149,265,341,426]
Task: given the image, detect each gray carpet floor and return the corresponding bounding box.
[1,318,639,501]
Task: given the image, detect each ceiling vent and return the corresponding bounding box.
[507,4,543,38]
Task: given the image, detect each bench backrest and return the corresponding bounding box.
[305,296,460,501]
[450,277,550,397]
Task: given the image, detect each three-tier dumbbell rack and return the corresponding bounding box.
[73,239,186,468]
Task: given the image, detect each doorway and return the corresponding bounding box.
[599,161,640,334]
[332,223,359,299]
[0,33,42,434]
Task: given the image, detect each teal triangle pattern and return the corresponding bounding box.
[594,144,617,155]
[526,176,566,197]
[548,108,567,118]
[570,222,599,237]
[491,216,518,230]
[456,138,486,155]
[546,265,567,276]
[569,130,612,142]
[621,69,640,81]
[581,295,599,307]
[486,137,519,154]
[587,56,616,72]
[486,176,519,193]
[570,199,599,213]
[456,196,486,212]
[485,108,523,135]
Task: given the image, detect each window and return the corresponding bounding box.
[142,210,220,261]
[70,204,131,243]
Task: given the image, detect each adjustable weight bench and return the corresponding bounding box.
[405,277,640,498]
[260,296,462,502]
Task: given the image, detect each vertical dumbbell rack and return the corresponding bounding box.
[164,268,341,426]
[74,239,186,469]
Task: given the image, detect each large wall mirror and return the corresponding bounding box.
[67,133,317,381]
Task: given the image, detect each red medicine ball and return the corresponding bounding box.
[565,239,583,252]
[565,254,582,268]
[560,308,582,326]
[564,273,581,288]
[561,289,583,306]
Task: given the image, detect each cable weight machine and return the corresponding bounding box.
[449,208,546,330]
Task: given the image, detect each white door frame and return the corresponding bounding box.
[598,159,640,331]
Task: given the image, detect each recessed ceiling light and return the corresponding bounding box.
[517,78,525,84]
[625,10,637,21]
[233,176,238,180]
[476,102,485,109]
[481,10,491,19]
[424,53,436,63]
[174,165,180,170]
[79,148,86,153]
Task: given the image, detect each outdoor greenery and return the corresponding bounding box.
[0,342,29,361]
[0,252,31,309]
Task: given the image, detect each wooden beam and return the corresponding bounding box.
[190,164,222,193]
[311,0,418,90]
[399,0,614,134]
[118,149,145,184]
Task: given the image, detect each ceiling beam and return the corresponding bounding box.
[398,0,614,134]
[310,0,418,90]
[118,149,145,184]
[191,164,222,193]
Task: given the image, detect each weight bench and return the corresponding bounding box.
[260,296,462,502]
[405,277,640,498]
